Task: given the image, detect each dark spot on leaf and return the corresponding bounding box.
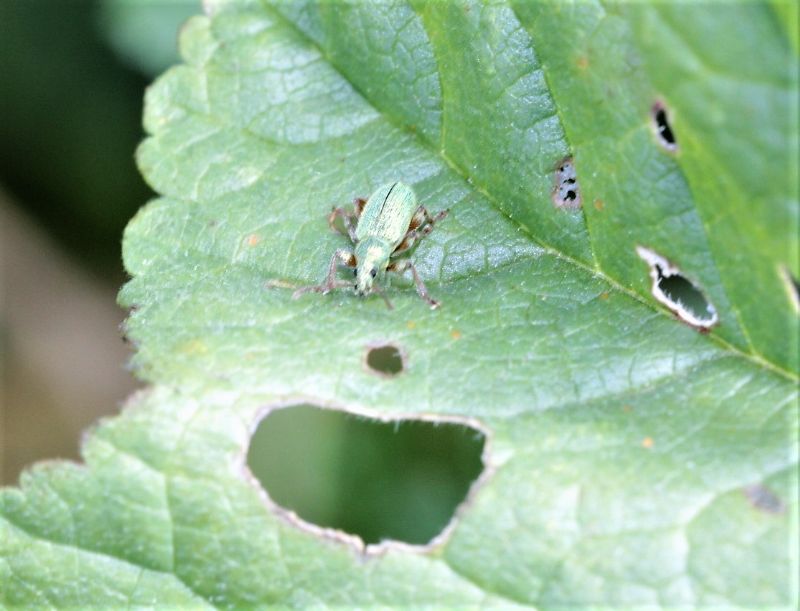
[652,100,678,151]
[743,484,785,514]
[365,344,404,376]
[246,405,488,549]
[656,271,710,315]
[552,156,582,209]
[636,246,718,329]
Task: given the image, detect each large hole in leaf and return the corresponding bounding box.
[246,405,487,549]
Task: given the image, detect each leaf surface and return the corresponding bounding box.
[2,0,797,607]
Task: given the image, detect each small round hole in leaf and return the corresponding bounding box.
[246,405,488,549]
[365,344,404,376]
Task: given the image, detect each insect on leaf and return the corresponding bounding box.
[2,0,797,607]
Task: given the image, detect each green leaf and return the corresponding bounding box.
[2,0,797,607]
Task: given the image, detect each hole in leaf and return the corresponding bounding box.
[246,405,488,550]
[652,100,678,151]
[365,343,404,376]
[779,265,800,313]
[636,246,718,329]
[552,156,582,209]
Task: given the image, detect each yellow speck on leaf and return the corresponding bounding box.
[246,233,261,247]
[642,437,654,449]
[181,339,208,355]
[451,329,462,340]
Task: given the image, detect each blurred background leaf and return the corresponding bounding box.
[97,0,200,76]
[0,0,154,277]
[1,0,171,484]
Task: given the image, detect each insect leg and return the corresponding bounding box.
[392,233,418,256]
[353,197,367,216]
[418,207,449,233]
[410,206,449,231]
[424,207,449,225]
[394,207,449,255]
[407,206,427,231]
[388,260,440,309]
[292,249,356,298]
[327,207,359,242]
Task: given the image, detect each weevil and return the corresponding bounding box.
[293,182,448,309]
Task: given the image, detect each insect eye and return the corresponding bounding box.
[353,268,357,276]
[370,269,377,278]
[354,283,358,290]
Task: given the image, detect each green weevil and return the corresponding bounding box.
[293,181,448,309]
